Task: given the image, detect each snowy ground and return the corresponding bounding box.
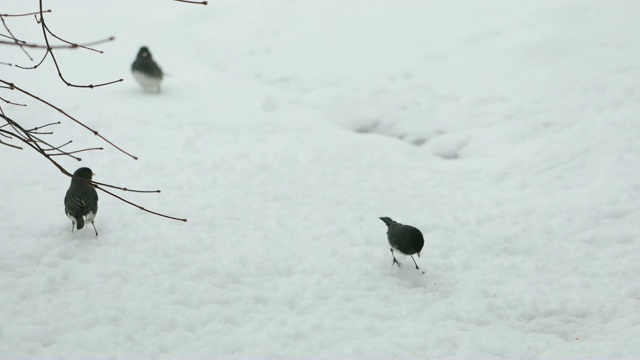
[1,0,639,358]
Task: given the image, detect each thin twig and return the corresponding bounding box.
[0,15,33,60]
[92,181,161,193]
[51,139,72,149]
[0,10,52,17]
[0,33,25,43]
[25,121,60,132]
[48,147,103,156]
[30,0,121,88]
[174,0,208,4]
[0,96,26,106]
[42,21,113,53]
[0,37,115,50]
[96,185,187,222]
[14,50,48,70]
[0,127,14,137]
[0,138,22,149]
[2,113,86,161]
[0,80,138,159]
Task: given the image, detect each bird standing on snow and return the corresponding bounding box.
[131,46,163,92]
[379,217,424,270]
[64,167,99,237]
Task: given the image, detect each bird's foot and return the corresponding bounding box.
[91,222,98,238]
[410,256,421,271]
[392,258,401,267]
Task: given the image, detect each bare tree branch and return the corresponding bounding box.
[0,138,22,149]
[174,0,208,5]
[0,96,26,106]
[0,1,197,224]
[0,14,33,60]
[97,185,187,222]
[0,10,52,17]
[0,80,139,160]
[1,113,187,222]
[0,37,115,51]
[48,147,103,156]
[33,0,123,88]
[25,120,60,132]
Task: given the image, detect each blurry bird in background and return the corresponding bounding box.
[131,46,163,92]
[64,167,99,237]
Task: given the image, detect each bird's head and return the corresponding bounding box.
[138,46,151,59]
[72,167,94,181]
[379,217,396,227]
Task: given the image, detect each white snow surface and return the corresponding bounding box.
[1,0,639,358]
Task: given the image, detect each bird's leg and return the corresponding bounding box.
[71,223,75,233]
[91,222,98,237]
[390,248,401,267]
[410,255,420,270]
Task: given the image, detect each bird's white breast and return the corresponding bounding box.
[132,71,162,90]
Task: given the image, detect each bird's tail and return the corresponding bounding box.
[379,217,396,227]
[76,216,85,230]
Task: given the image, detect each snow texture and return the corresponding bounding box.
[1,0,639,358]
